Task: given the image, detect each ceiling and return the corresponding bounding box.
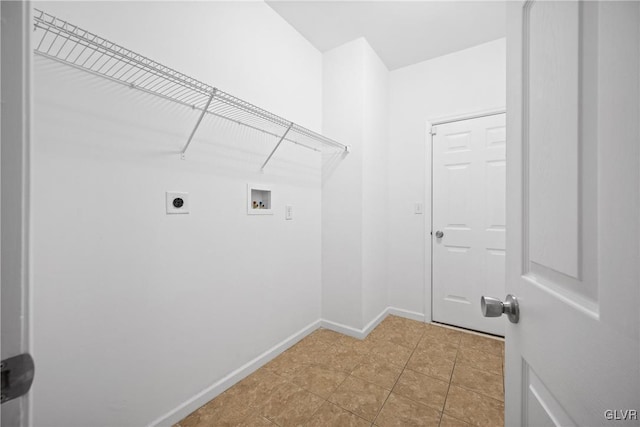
[266,1,506,70]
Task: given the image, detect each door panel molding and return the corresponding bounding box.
[523,0,583,282]
[523,361,577,427]
[521,0,600,312]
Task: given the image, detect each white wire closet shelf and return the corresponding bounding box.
[32,9,349,168]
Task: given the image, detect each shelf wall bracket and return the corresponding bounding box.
[260,122,294,171]
[33,9,349,157]
[180,88,217,160]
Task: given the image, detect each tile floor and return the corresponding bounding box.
[175,316,505,427]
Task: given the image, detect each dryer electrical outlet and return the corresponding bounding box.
[166,192,189,214]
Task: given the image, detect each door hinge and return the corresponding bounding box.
[1,353,35,404]
[430,126,437,136]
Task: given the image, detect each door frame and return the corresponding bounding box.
[1,1,33,426]
[423,107,505,326]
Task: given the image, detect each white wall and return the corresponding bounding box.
[322,38,389,331]
[31,2,323,426]
[362,43,389,326]
[321,40,365,329]
[30,3,504,422]
[388,39,506,319]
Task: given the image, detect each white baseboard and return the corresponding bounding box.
[388,307,426,322]
[148,319,321,427]
[150,305,425,426]
[319,318,366,339]
[320,307,389,339]
[362,307,391,335]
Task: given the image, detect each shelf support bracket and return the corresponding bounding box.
[181,88,217,159]
[260,122,294,171]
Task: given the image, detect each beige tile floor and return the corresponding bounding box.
[176,316,505,427]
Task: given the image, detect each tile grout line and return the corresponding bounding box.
[437,335,461,427]
[255,349,337,427]
[361,330,505,425]
[450,340,506,403]
[446,383,505,405]
[244,373,290,427]
[308,322,421,423]
[275,335,358,425]
[328,330,404,425]
[308,332,380,425]
[455,363,504,378]
[386,364,456,412]
[434,323,505,357]
[370,327,427,426]
[325,321,427,423]
[441,333,507,426]
[177,322,504,427]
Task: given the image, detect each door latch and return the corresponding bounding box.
[1,353,35,404]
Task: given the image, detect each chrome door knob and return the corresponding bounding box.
[435,231,444,238]
[481,294,520,324]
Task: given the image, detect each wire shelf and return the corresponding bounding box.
[32,8,349,167]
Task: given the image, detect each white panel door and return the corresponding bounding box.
[506,1,639,426]
[432,113,506,336]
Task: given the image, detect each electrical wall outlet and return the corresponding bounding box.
[166,192,189,214]
[285,205,293,220]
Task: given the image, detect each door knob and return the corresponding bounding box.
[481,294,519,324]
[435,230,444,238]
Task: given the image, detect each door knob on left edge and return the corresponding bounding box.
[435,230,444,238]
[481,294,520,324]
